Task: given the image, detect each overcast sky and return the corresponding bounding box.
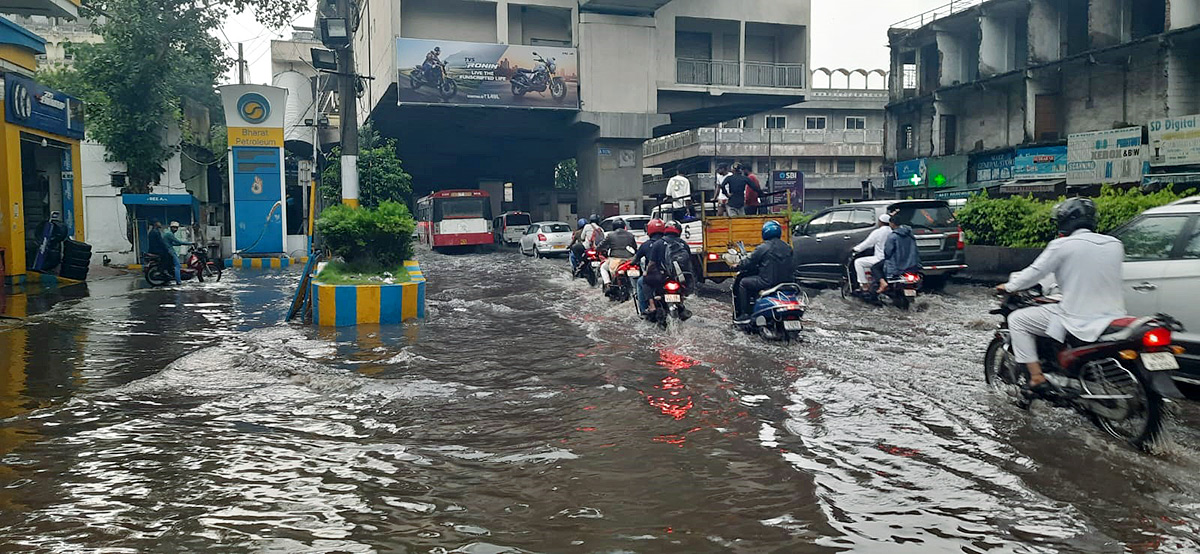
[218,0,950,85]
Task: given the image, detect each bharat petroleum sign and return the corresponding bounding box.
[220,86,286,148]
[236,93,271,124]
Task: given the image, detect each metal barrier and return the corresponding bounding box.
[745,62,806,88]
[676,58,740,86]
[892,0,985,30]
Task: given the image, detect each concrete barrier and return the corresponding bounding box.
[311,260,426,327]
[962,245,1043,281]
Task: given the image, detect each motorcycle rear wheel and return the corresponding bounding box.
[144,266,171,287]
[1083,359,1164,450]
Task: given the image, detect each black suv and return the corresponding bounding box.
[791,200,967,288]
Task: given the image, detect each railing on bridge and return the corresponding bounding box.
[646,127,885,157]
[891,0,985,30]
[677,58,741,86]
[745,62,806,88]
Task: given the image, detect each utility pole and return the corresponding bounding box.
[237,43,245,84]
[337,0,359,208]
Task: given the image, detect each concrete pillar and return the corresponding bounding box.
[497,0,509,45]
[979,16,1008,77]
[936,32,964,87]
[739,20,747,86]
[1028,0,1061,63]
[479,179,504,217]
[576,134,645,218]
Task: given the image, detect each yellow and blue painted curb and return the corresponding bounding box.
[311,260,426,327]
[224,256,309,269]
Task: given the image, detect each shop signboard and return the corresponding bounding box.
[972,151,1013,183]
[1148,114,1200,166]
[220,84,288,255]
[772,170,804,210]
[1013,146,1067,179]
[894,158,926,188]
[397,38,579,109]
[1067,127,1145,186]
[3,72,84,139]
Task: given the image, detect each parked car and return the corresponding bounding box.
[519,221,574,258]
[1108,196,1200,396]
[494,211,533,245]
[791,200,967,289]
[601,215,651,246]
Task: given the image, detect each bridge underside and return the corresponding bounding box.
[655,90,806,136]
[578,0,674,16]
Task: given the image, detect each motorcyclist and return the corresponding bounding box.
[597,218,637,290]
[996,198,1126,396]
[876,217,922,294]
[730,220,793,324]
[657,221,695,289]
[569,217,588,270]
[631,218,667,316]
[850,213,892,293]
[148,219,193,285]
[581,213,605,250]
[422,47,442,81]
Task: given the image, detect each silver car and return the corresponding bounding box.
[520,221,574,258]
[1111,196,1200,331]
[601,215,651,246]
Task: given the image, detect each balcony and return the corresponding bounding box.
[646,127,884,157]
[745,62,806,88]
[676,58,741,86]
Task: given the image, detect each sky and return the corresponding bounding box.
[218,0,950,86]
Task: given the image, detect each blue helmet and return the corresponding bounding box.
[762,220,782,241]
[577,218,588,228]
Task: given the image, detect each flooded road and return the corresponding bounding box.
[3,251,1200,552]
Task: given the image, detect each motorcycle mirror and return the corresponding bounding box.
[532,52,538,56]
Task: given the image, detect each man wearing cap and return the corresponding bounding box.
[851,213,893,292]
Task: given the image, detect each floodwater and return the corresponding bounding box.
[2,251,1200,553]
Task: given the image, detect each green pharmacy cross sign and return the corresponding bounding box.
[909,173,922,186]
[932,173,947,187]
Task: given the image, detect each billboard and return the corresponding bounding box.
[396,38,579,109]
[972,151,1013,183]
[1067,127,1145,186]
[3,72,85,139]
[1148,114,1200,166]
[219,84,288,255]
[1013,146,1067,179]
[894,158,926,188]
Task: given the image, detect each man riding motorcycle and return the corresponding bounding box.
[569,218,588,270]
[996,198,1127,397]
[597,218,637,289]
[851,213,892,292]
[731,220,793,324]
[631,218,667,316]
[877,217,922,294]
[422,47,442,81]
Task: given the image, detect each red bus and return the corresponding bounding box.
[416,189,494,250]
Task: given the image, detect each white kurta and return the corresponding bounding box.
[853,226,892,257]
[666,175,692,209]
[1003,229,1127,343]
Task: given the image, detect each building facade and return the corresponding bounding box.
[645,74,887,211]
[886,0,1200,200]
[348,0,811,219]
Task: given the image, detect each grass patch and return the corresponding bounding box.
[315,260,412,286]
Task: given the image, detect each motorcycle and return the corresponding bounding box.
[644,278,691,328]
[726,244,807,341]
[144,246,222,287]
[410,61,458,100]
[509,52,568,102]
[983,289,1186,450]
[573,248,602,288]
[604,260,639,303]
[841,254,921,310]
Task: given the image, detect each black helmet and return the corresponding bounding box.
[433,47,441,54]
[589,213,600,224]
[611,218,626,230]
[1053,197,1097,235]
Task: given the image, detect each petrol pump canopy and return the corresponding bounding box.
[122,194,201,219]
[3,71,84,139]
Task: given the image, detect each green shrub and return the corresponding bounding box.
[785,209,814,228]
[316,201,416,272]
[957,185,1195,248]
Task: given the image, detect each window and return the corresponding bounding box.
[543,223,571,233]
[805,116,827,130]
[836,159,857,173]
[941,115,957,155]
[625,218,649,231]
[505,213,531,226]
[1115,216,1190,261]
[902,63,917,89]
[796,159,817,174]
[766,116,787,129]
[804,212,834,234]
[1183,223,1200,259]
[526,225,540,234]
[826,211,855,232]
[845,116,866,130]
[890,202,957,229]
[900,124,915,150]
[721,118,748,129]
[849,210,877,229]
[600,221,613,232]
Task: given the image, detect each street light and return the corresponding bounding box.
[310,48,338,71]
[319,17,349,48]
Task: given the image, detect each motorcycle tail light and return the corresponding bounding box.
[1143,327,1171,348]
[903,273,920,284]
[665,281,681,293]
[538,234,547,241]
[707,252,719,261]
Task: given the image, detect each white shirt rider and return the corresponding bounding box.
[851,214,892,288]
[666,175,691,209]
[581,222,605,249]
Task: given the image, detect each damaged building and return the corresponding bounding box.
[886,0,1200,199]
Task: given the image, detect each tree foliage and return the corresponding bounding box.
[38,0,308,193]
[555,158,577,190]
[321,125,414,208]
[956,186,1197,248]
[316,201,416,271]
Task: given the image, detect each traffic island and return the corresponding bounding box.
[310,260,426,326]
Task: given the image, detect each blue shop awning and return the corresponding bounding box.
[122,194,198,206]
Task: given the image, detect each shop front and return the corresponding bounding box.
[1,72,85,284]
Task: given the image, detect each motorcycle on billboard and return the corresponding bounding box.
[509,52,567,102]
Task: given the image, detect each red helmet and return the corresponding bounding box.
[646,218,666,236]
[664,221,682,236]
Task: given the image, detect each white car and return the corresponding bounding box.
[1110,196,1200,331]
[519,221,574,258]
[601,215,651,246]
[494,211,532,245]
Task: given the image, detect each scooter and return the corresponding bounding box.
[605,260,639,303]
[726,244,807,341]
[984,288,1186,450]
[509,52,568,101]
[841,254,921,310]
[410,61,458,99]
